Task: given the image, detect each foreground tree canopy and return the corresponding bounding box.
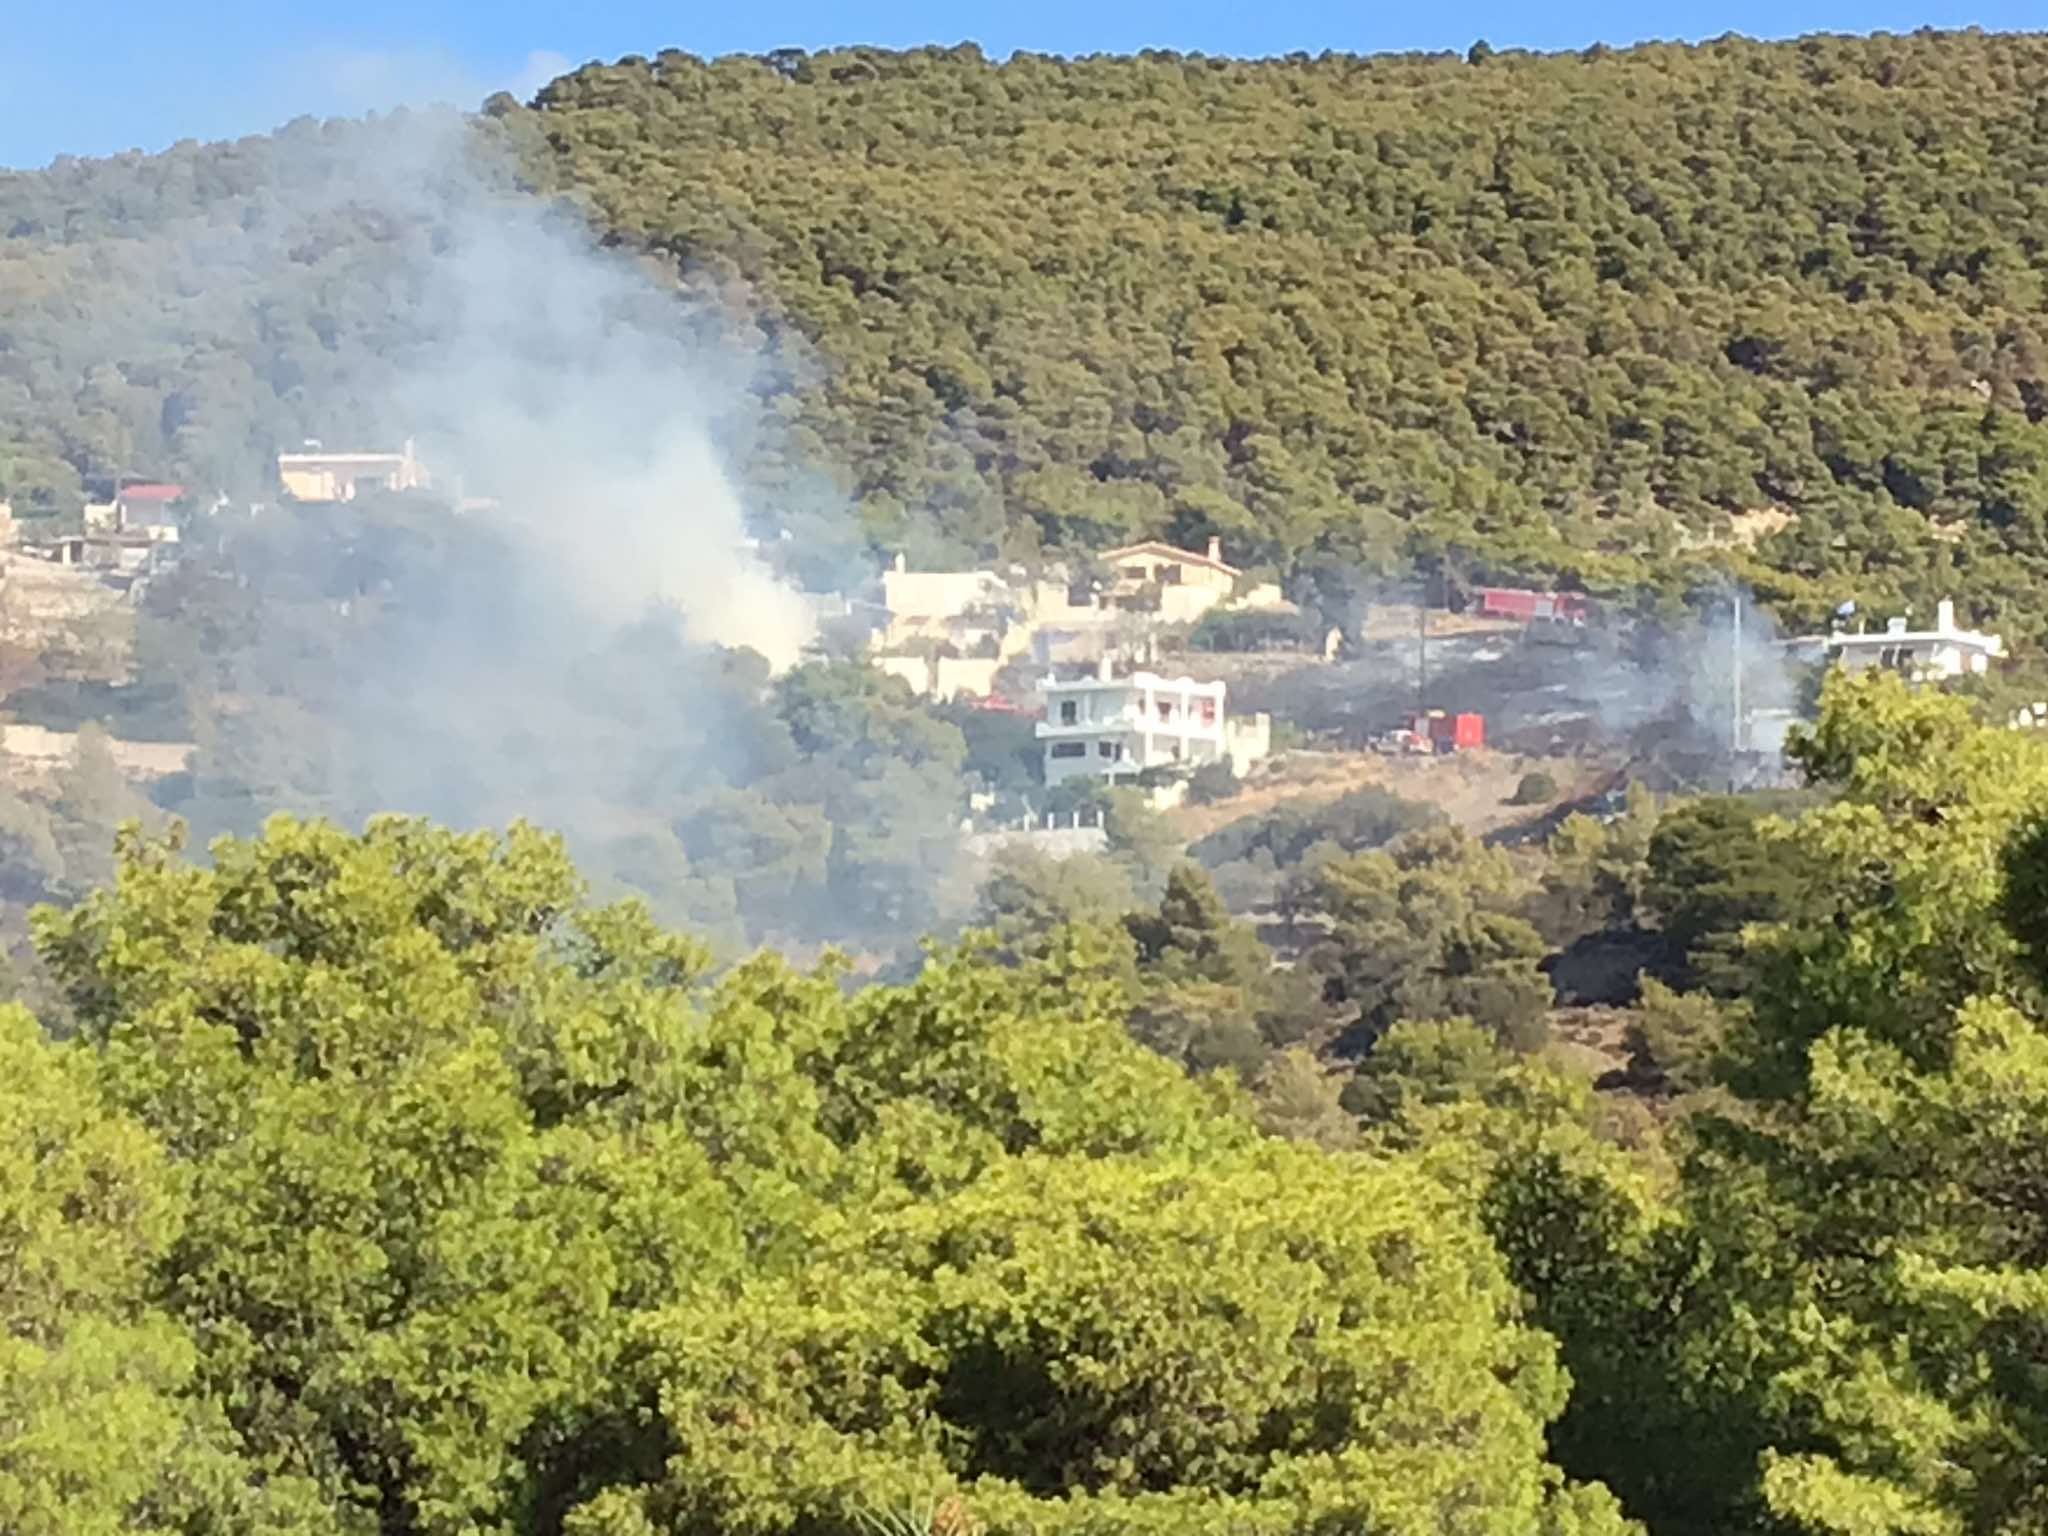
[6,32,2048,639]
[10,814,1626,1535]
[10,674,2048,1534]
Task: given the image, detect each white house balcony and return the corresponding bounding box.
[1037,716,1225,740]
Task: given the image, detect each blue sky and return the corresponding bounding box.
[3,0,2040,169]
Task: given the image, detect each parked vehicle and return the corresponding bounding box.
[1373,712,1486,755]
[1370,727,1434,755]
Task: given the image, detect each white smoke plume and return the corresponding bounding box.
[159,108,853,912]
[397,170,816,669]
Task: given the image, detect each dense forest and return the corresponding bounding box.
[11,673,2048,1535]
[6,31,2048,640]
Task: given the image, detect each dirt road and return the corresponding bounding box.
[1168,747,1619,844]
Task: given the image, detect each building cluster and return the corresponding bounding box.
[870,535,1292,701]
[1,435,436,610]
[868,535,1291,804]
[11,480,192,597]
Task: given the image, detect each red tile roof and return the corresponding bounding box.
[117,483,185,503]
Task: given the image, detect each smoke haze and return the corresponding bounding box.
[150,111,882,937]
[394,150,816,670]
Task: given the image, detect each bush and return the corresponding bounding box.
[1192,785,1440,869]
[1187,607,1326,653]
[1187,759,1239,805]
[1512,771,1558,805]
[1622,975,1728,1095]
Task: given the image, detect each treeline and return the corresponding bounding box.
[9,33,2048,640]
[8,670,2048,1534]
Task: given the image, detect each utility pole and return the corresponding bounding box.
[1417,572,1428,717]
[1731,588,1743,790]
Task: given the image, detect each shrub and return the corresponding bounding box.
[1512,770,1558,805]
[1192,785,1440,869]
[1187,760,1239,805]
[1188,607,1325,653]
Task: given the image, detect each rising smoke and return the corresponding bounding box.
[1290,576,1814,783]
[156,110,867,930]
[1551,586,1812,781]
[394,152,816,670]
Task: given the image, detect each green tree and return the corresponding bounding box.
[1526,786,1656,950]
[21,812,1626,1535]
[47,722,157,901]
[33,816,736,1532]
[1506,674,2048,1536]
[0,1005,324,1533]
[1642,793,1818,994]
[974,844,1138,962]
[1303,828,1553,1051]
[590,1139,1632,1536]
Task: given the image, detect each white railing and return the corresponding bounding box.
[1037,707,1225,737]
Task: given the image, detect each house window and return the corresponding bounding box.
[1050,742,1086,759]
[1097,740,1117,758]
[1156,700,1174,721]
[1198,699,1217,725]
[1060,700,1078,724]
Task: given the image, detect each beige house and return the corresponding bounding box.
[875,654,1007,702]
[871,555,1035,698]
[872,539,1291,700]
[1098,537,1289,624]
[278,439,429,503]
[879,555,1013,651]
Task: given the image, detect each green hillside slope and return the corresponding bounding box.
[6,31,2048,637]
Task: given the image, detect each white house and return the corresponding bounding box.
[1037,659,1271,787]
[1826,599,2004,681]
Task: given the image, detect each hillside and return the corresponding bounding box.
[6,32,2048,638]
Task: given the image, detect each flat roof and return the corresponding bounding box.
[1044,670,1226,691]
[1828,629,2002,649]
[278,452,410,466]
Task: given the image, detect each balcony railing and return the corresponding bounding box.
[1037,708,1224,738]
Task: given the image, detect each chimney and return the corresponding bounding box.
[1207,535,1223,564]
[1096,654,1115,682]
[893,551,907,574]
[1937,598,1956,633]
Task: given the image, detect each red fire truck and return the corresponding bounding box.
[1474,587,1593,625]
